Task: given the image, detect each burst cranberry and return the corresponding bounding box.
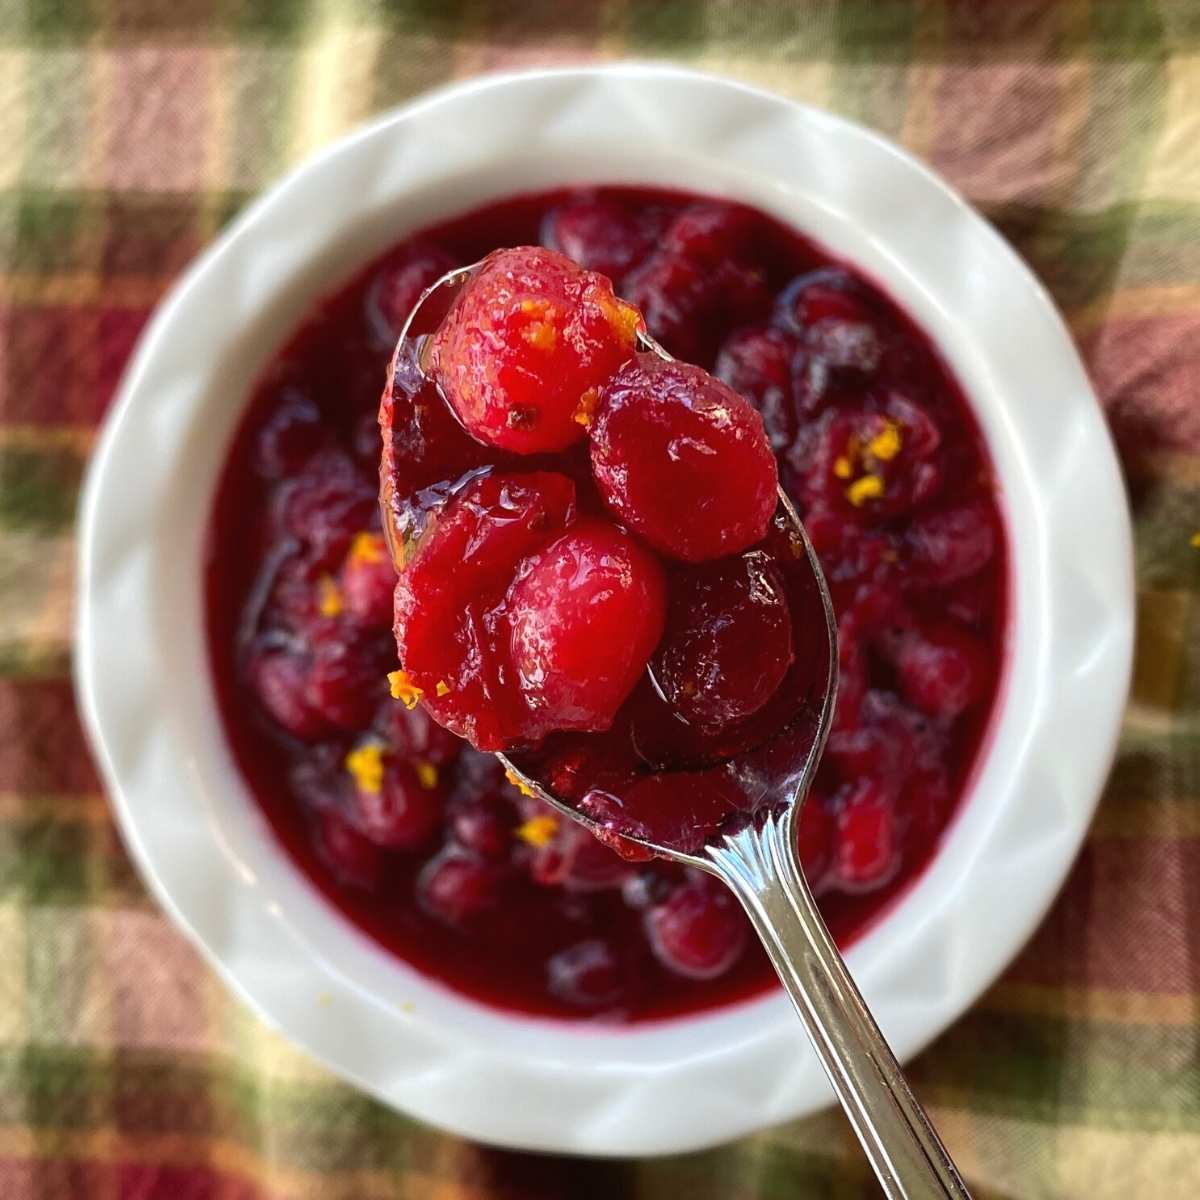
[507,521,667,733]
[256,390,325,478]
[834,781,899,891]
[542,198,649,281]
[248,649,326,740]
[394,471,577,749]
[417,850,502,925]
[317,811,384,890]
[338,532,395,629]
[546,938,628,1008]
[428,246,640,454]
[645,877,747,980]
[364,242,456,348]
[714,326,799,451]
[653,551,794,734]
[887,621,991,719]
[591,355,778,562]
[350,756,443,850]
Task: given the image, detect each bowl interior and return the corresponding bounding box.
[77,66,1132,1156]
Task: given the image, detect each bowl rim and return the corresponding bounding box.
[75,62,1134,1156]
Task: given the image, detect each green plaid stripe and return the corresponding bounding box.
[1,1,1198,1197]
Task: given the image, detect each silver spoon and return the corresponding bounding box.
[386,262,972,1200]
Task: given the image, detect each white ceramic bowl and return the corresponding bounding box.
[76,65,1133,1156]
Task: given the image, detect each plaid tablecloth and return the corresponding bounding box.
[1,2,1198,1197]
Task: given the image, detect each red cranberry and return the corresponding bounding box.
[662,203,758,265]
[507,521,667,734]
[417,850,502,925]
[350,756,443,850]
[776,268,874,330]
[621,252,715,364]
[546,938,628,1008]
[591,354,778,563]
[906,501,997,586]
[247,650,326,741]
[834,781,899,891]
[888,621,991,720]
[652,551,794,734]
[450,797,512,860]
[364,242,456,349]
[620,865,677,910]
[338,533,396,629]
[645,876,747,980]
[316,811,384,891]
[804,317,881,380]
[375,700,461,766]
[429,246,640,454]
[255,390,325,478]
[714,326,800,452]
[305,638,387,732]
[526,819,627,892]
[280,449,377,569]
[541,198,649,281]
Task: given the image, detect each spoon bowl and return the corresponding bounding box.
[382,261,972,1199]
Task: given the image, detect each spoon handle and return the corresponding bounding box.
[708,810,972,1200]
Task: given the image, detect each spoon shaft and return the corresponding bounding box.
[708,811,972,1200]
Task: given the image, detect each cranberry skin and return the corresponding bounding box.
[305,638,387,733]
[364,242,456,349]
[351,759,443,850]
[417,850,502,925]
[645,877,747,980]
[714,326,800,452]
[776,267,875,331]
[834,781,899,892]
[541,198,649,281]
[247,650,327,741]
[888,622,991,720]
[591,354,779,563]
[428,246,640,454]
[507,521,667,734]
[256,390,325,478]
[652,552,794,735]
[317,811,384,891]
[339,537,396,630]
[546,938,628,1008]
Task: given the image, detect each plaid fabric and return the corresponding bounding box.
[1,1,1198,1196]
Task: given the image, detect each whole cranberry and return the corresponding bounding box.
[546,938,628,1008]
[906,501,997,587]
[279,449,376,569]
[796,796,834,889]
[541,198,649,281]
[339,532,396,630]
[591,354,778,563]
[305,637,388,732]
[652,551,794,735]
[255,389,325,479]
[247,649,326,741]
[417,850,503,925]
[888,621,991,720]
[645,876,747,980]
[714,325,800,452]
[449,795,512,860]
[833,780,899,892]
[375,700,461,766]
[363,242,456,349]
[316,811,384,891]
[507,520,666,735]
[350,756,443,850]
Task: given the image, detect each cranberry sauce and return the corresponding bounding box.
[206,187,1007,1022]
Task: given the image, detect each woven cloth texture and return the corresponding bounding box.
[1,2,1198,1197]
